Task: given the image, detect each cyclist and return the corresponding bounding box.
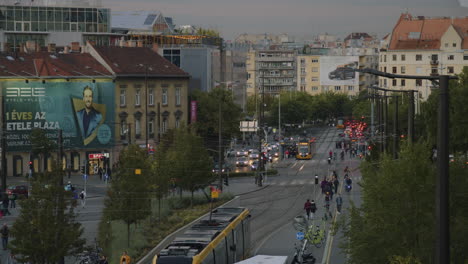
[345,175,352,192]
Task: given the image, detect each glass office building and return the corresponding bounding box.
[0,2,112,51]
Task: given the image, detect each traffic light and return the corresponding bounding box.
[224,176,229,186]
[29,161,33,170]
[80,166,85,174]
[315,175,319,185]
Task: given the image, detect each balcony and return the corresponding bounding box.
[256,56,295,62]
[430,60,439,65]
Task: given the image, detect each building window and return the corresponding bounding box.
[148,87,154,106]
[135,119,141,137]
[300,85,305,92]
[384,67,387,73]
[312,67,318,72]
[301,68,306,74]
[453,43,456,47]
[416,79,422,86]
[392,67,397,73]
[401,54,406,61]
[384,55,387,62]
[175,117,180,128]
[431,54,438,61]
[464,55,468,60]
[431,68,438,74]
[148,118,154,137]
[384,79,387,87]
[311,59,318,63]
[447,66,454,74]
[120,120,127,137]
[162,88,168,105]
[334,86,341,91]
[312,86,319,91]
[120,89,126,106]
[401,79,405,86]
[300,77,306,84]
[392,79,397,86]
[175,87,181,106]
[416,54,422,61]
[401,66,406,74]
[162,118,168,133]
[348,86,354,91]
[448,55,454,60]
[311,77,318,82]
[135,89,141,106]
[445,43,449,48]
[392,54,397,61]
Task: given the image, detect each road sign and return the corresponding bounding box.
[83,174,88,180]
[211,190,219,199]
[296,232,304,240]
[135,169,141,175]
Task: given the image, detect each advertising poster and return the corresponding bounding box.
[3,81,115,151]
[319,56,359,86]
[190,100,197,123]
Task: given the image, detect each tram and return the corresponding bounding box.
[153,207,251,264]
[295,138,316,160]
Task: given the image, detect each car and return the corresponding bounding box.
[6,185,28,198]
[249,151,260,160]
[236,157,249,167]
[273,152,279,157]
[225,148,235,158]
[251,161,259,171]
[212,164,231,173]
[236,150,249,157]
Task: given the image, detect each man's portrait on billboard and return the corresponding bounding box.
[72,86,107,145]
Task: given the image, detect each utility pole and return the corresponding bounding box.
[383,91,388,153]
[408,91,415,144]
[218,97,223,191]
[145,65,149,149]
[1,95,6,192]
[393,95,398,159]
[58,129,63,186]
[370,88,375,138]
[278,93,281,140]
[436,75,449,264]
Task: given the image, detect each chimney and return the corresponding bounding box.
[152,43,159,53]
[47,43,56,53]
[137,40,144,48]
[71,42,80,52]
[64,46,70,54]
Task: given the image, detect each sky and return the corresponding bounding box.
[105,0,468,41]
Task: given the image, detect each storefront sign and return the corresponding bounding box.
[3,81,115,151]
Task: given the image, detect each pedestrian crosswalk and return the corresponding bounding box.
[267,176,362,186]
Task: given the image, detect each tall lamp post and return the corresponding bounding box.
[358,68,457,264]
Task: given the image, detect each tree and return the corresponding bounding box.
[167,127,213,207]
[30,128,57,172]
[105,145,152,247]
[150,143,171,221]
[338,143,468,263]
[10,167,85,263]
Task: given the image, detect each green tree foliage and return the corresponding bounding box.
[167,128,213,207]
[191,87,242,150]
[419,67,468,152]
[10,168,85,263]
[150,142,171,221]
[105,145,152,247]
[339,143,468,263]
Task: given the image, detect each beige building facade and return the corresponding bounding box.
[379,14,468,101]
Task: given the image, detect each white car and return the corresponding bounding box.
[236,150,249,157]
[236,157,249,167]
[249,151,260,159]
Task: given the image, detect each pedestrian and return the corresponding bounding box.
[2,196,10,216]
[336,194,343,213]
[320,178,328,194]
[310,200,317,219]
[304,199,312,220]
[79,190,86,208]
[329,150,333,158]
[327,157,331,165]
[333,178,339,194]
[98,167,103,181]
[9,192,16,209]
[120,251,131,264]
[1,223,9,250]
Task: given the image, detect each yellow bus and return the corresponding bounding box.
[153,207,251,264]
[296,138,316,160]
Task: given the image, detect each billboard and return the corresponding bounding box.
[319,56,359,86]
[3,81,115,151]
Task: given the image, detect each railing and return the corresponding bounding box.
[256,56,295,62]
[2,0,103,7]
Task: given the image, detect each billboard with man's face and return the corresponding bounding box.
[2,80,115,151]
[320,56,359,86]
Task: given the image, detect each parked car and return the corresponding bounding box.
[6,185,28,198]
[212,164,231,173]
[236,157,249,167]
[249,151,260,160]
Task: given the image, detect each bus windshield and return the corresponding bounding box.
[299,146,309,153]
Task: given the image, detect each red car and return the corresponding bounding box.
[7,185,29,198]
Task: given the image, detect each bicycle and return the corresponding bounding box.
[291,242,316,264]
[305,224,326,248]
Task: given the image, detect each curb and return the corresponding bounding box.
[236,184,270,196]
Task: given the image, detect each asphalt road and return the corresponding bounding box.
[235,126,364,263]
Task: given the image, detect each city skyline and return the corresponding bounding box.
[106,0,467,40]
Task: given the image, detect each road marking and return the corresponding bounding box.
[279,181,287,186]
[291,179,299,185]
[291,162,298,168]
[299,164,305,171]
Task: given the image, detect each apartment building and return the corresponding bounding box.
[246,49,297,96]
[379,13,468,100]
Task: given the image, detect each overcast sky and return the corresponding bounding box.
[105,0,468,40]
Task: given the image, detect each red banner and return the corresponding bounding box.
[190,101,197,123]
